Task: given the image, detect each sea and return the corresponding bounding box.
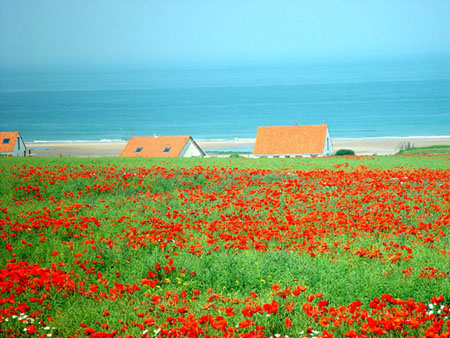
[1,58,449,149]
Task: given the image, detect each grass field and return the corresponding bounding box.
[0,155,449,337]
[397,145,450,156]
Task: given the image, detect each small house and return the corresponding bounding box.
[0,131,27,157]
[120,135,205,158]
[253,122,333,157]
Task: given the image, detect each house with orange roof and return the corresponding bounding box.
[253,122,333,157]
[0,131,27,157]
[120,135,205,158]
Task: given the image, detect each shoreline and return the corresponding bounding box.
[24,136,450,157]
[26,135,450,144]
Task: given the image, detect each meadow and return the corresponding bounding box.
[0,155,449,338]
[396,146,450,156]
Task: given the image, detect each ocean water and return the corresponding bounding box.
[1,59,449,143]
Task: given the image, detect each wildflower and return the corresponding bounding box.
[25,325,38,334]
[285,316,292,328]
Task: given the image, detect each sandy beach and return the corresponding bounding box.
[331,137,450,156]
[25,137,450,157]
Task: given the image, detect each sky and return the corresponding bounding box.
[0,0,449,69]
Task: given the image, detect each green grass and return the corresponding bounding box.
[397,145,450,155]
[1,152,449,170]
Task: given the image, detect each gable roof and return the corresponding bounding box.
[253,124,328,155]
[120,136,199,157]
[0,131,19,153]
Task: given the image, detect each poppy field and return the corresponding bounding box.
[0,156,449,338]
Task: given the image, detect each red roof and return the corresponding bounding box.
[0,131,19,153]
[120,136,201,158]
[253,124,328,155]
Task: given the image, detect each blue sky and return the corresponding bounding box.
[0,0,449,68]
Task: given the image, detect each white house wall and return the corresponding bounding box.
[13,135,27,157]
[13,137,20,156]
[322,129,333,156]
[179,140,204,157]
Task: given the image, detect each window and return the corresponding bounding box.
[135,147,143,153]
[163,147,171,153]
[3,138,10,144]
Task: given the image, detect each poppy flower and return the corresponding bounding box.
[285,316,292,328]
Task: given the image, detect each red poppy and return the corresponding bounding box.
[285,316,292,328]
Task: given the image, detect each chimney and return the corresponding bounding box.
[154,133,157,138]
[322,121,325,125]
[295,122,298,128]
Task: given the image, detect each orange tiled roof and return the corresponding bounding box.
[0,131,19,153]
[253,124,328,155]
[120,136,194,158]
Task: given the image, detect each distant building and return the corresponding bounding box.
[0,131,27,157]
[253,122,333,157]
[120,136,205,158]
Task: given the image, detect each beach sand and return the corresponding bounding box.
[331,137,450,156]
[27,142,126,158]
[26,137,450,157]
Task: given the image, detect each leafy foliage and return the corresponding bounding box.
[335,149,355,156]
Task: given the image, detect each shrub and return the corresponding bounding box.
[335,149,355,156]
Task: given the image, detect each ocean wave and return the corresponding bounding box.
[195,138,256,143]
[30,139,126,144]
[27,135,450,144]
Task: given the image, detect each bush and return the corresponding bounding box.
[335,149,355,156]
